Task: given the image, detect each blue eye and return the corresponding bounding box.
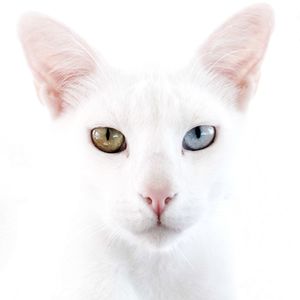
[182,125,216,151]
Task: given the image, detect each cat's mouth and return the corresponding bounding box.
[154,221,171,231]
[135,221,183,248]
[149,216,184,234]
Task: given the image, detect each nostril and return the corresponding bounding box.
[165,197,172,205]
[145,197,152,205]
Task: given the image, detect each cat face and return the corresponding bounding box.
[63,72,240,248]
[19,5,273,248]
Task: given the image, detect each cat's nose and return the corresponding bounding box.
[141,188,176,218]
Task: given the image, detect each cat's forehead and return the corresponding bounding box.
[79,72,229,131]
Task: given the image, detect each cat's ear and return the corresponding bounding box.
[18,13,97,117]
[199,4,274,108]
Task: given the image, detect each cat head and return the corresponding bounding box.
[19,4,273,249]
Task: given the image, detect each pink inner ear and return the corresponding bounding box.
[19,14,96,117]
[201,4,274,89]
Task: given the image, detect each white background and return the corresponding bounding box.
[0,0,300,299]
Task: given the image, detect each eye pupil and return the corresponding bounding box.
[195,126,201,139]
[106,128,110,140]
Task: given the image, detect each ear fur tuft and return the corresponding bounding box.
[200,4,274,107]
[18,13,97,117]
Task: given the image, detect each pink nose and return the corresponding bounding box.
[142,188,176,218]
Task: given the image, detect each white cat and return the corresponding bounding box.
[1,4,273,300]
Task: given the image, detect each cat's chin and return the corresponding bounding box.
[134,224,183,250]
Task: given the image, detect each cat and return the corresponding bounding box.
[2,3,273,300]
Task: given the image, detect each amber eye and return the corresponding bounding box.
[91,127,126,153]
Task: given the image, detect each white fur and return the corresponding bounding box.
[0,4,273,300]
